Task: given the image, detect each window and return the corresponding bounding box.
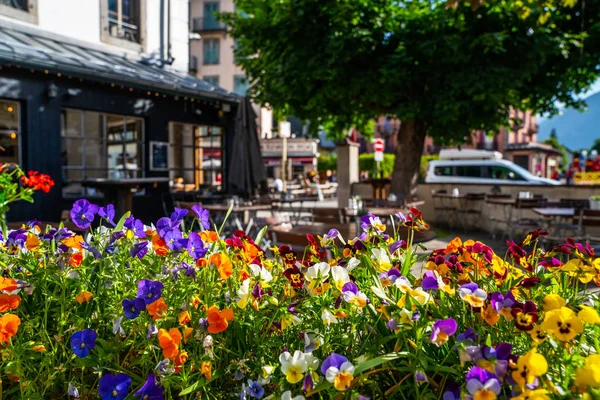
[101,0,145,50]
[61,109,144,197]
[0,99,20,164]
[203,75,220,86]
[434,166,452,176]
[169,123,223,190]
[0,0,37,23]
[485,165,525,181]
[455,165,482,178]
[234,75,249,96]
[203,39,220,65]
[203,1,220,30]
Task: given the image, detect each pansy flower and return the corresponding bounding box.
[540,307,583,342]
[124,216,146,239]
[0,314,20,343]
[201,361,212,381]
[360,213,385,233]
[528,326,547,344]
[477,342,512,378]
[490,291,516,320]
[465,367,501,400]
[458,283,487,308]
[70,199,99,229]
[511,348,548,387]
[511,301,538,331]
[421,270,454,294]
[70,329,97,358]
[280,350,308,384]
[247,379,264,399]
[97,204,116,226]
[330,266,350,291]
[574,354,600,390]
[122,298,146,319]
[137,280,164,305]
[371,248,391,272]
[130,241,149,259]
[158,328,182,359]
[98,373,131,400]
[379,268,400,286]
[191,205,210,230]
[187,232,207,260]
[134,373,164,399]
[342,282,368,308]
[430,318,457,347]
[74,291,92,305]
[322,353,354,391]
[207,305,234,333]
[283,264,304,288]
[147,298,168,320]
[306,262,330,283]
[249,264,273,285]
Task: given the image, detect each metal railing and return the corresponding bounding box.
[192,17,225,32]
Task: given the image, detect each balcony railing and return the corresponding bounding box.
[0,0,28,10]
[192,17,225,32]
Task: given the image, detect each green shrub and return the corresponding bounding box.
[359,153,395,178]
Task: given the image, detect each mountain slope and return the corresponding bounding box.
[538,92,600,149]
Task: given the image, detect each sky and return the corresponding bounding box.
[536,78,600,123]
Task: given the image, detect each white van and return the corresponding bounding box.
[425,149,560,185]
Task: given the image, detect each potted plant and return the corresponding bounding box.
[589,195,600,210]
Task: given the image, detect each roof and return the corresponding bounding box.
[0,21,239,103]
[504,142,562,154]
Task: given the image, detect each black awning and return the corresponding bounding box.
[0,21,239,103]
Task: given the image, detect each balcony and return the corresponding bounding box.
[192,17,225,32]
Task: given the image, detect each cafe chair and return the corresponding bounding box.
[503,198,546,241]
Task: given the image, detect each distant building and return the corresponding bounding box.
[0,0,240,222]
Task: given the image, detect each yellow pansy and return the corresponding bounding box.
[75,291,93,304]
[542,294,565,312]
[541,307,583,342]
[512,348,548,387]
[510,389,551,400]
[578,306,600,324]
[575,354,600,390]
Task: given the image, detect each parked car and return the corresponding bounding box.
[425,150,560,185]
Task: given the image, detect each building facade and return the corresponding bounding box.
[0,0,241,222]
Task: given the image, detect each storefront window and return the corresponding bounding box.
[0,99,20,165]
[61,109,143,197]
[169,123,223,191]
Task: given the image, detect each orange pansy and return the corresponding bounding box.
[201,361,212,381]
[151,234,169,256]
[63,235,84,250]
[200,231,219,243]
[25,234,40,250]
[0,277,18,293]
[68,252,83,268]
[211,253,233,280]
[147,298,168,320]
[196,258,208,268]
[174,350,188,373]
[183,327,194,344]
[0,314,21,343]
[75,291,93,305]
[178,311,191,326]
[238,269,251,281]
[0,294,21,312]
[157,328,182,359]
[207,305,234,333]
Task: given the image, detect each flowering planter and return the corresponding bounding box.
[0,201,598,399]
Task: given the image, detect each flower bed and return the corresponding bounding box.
[0,198,599,399]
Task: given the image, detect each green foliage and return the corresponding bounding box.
[223,0,600,143]
[591,138,600,154]
[359,153,395,178]
[543,130,569,168]
[317,153,338,172]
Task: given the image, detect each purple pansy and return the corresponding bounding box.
[191,205,211,230]
[134,373,164,399]
[70,199,99,229]
[422,270,439,290]
[70,329,97,358]
[125,216,146,239]
[137,280,164,305]
[465,367,501,400]
[187,232,207,260]
[430,318,458,346]
[321,353,348,375]
[81,242,103,259]
[98,373,131,400]
[163,229,185,251]
[171,207,188,222]
[130,241,149,259]
[98,204,116,226]
[122,298,146,319]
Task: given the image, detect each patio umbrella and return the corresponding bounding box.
[227,97,267,196]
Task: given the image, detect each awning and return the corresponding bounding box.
[0,21,239,103]
[264,157,315,166]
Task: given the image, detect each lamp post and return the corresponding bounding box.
[279,121,291,193]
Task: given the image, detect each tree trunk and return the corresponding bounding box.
[390,120,427,200]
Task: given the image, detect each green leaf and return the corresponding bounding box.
[114,211,131,232]
[179,381,201,396]
[255,225,268,246]
[354,352,411,374]
[218,204,234,235]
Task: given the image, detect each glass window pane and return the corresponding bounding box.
[0,132,19,164]
[61,138,83,167]
[83,139,106,169]
[107,115,124,172]
[61,109,82,137]
[0,100,18,132]
[84,111,104,138]
[62,170,83,197]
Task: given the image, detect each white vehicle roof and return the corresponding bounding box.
[438,149,503,160]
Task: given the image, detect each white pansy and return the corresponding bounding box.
[237,279,251,309]
[346,257,360,272]
[331,266,350,291]
[279,350,308,384]
[249,264,273,284]
[321,309,338,325]
[305,262,330,282]
[371,248,391,271]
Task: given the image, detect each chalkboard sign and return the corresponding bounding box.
[150,141,169,171]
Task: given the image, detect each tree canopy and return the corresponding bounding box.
[223,0,600,194]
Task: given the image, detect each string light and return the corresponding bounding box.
[129,88,133,92]
[57,73,61,77]
[155,92,159,97]
[111,83,115,87]
[147,91,151,95]
[44,70,49,74]
[7,106,13,113]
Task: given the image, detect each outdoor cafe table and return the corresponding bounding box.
[82,177,170,217]
[270,222,436,245]
[177,202,272,232]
